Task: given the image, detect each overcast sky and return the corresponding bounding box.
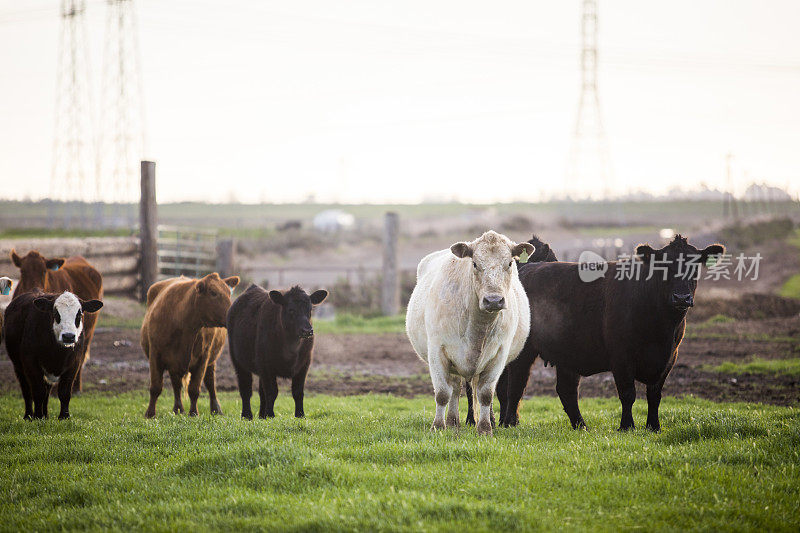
[1,0,799,203]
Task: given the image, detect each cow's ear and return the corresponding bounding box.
[223,276,240,289]
[636,244,655,263]
[46,258,65,271]
[11,250,21,267]
[80,299,104,313]
[450,242,473,258]
[701,244,725,263]
[33,297,53,313]
[511,242,535,259]
[309,289,328,305]
[196,280,207,294]
[269,290,286,306]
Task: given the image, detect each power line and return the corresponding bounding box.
[565,0,613,200]
[49,0,94,227]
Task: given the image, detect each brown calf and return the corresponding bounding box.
[11,250,103,392]
[141,273,239,418]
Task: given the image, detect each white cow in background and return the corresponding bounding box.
[406,231,533,435]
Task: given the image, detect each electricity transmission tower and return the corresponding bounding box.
[50,0,94,227]
[97,0,144,226]
[565,0,613,200]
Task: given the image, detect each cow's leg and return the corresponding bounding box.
[42,384,51,418]
[556,366,585,429]
[291,364,310,418]
[31,379,49,420]
[445,374,462,428]
[168,369,185,415]
[427,344,452,431]
[235,367,254,420]
[496,368,509,426]
[57,365,80,420]
[145,356,164,418]
[259,374,278,419]
[186,361,208,417]
[464,382,475,426]
[475,356,505,436]
[502,349,536,427]
[12,364,34,420]
[204,362,222,415]
[646,357,676,432]
[612,367,636,431]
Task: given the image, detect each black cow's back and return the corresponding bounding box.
[520,262,611,375]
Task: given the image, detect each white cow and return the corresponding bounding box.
[406,230,533,435]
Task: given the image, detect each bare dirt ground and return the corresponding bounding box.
[0,306,797,406]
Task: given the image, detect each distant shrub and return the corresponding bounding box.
[328,271,416,315]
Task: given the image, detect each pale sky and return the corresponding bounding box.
[1,0,799,203]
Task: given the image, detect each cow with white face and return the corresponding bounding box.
[3,290,103,419]
[406,231,533,435]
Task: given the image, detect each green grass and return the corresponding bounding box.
[0,393,798,531]
[704,357,800,377]
[705,314,736,324]
[314,313,406,335]
[780,228,800,299]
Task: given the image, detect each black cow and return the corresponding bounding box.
[501,235,723,431]
[3,290,103,419]
[227,284,328,419]
[465,234,558,425]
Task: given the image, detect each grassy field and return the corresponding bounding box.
[0,393,797,532]
[704,357,800,377]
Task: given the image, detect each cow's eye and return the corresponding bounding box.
[508,261,513,268]
[75,311,82,327]
[54,310,61,324]
[472,261,478,269]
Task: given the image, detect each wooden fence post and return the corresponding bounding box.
[216,238,236,278]
[381,212,399,316]
[139,161,158,302]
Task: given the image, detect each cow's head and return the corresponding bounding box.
[33,291,103,348]
[195,273,240,327]
[10,249,65,295]
[636,235,725,312]
[269,286,328,339]
[0,277,12,296]
[451,230,534,313]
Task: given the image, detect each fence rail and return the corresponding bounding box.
[157,225,218,279]
[0,236,141,297]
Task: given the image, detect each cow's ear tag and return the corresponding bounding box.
[518,249,530,264]
[1,287,9,296]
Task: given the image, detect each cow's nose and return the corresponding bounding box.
[482,295,505,311]
[61,333,76,344]
[300,327,314,338]
[671,293,693,308]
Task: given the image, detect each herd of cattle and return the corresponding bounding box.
[0,230,724,435]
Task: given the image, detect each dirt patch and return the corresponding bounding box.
[1,314,797,406]
[691,293,800,322]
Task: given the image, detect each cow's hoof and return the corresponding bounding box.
[58,413,70,420]
[210,402,222,415]
[241,412,253,420]
[188,410,198,417]
[144,409,156,419]
[445,415,460,428]
[618,424,635,432]
[173,407,184,415]
[295,413,305,418]
[477,421,493,436]
[572,419,587,430]
[23,414,32,421]
[646,423,660,433]
[430,419,446,431]
[464,416,476,426]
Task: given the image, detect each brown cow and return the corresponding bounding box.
[141,273,239,418]
[11,250,103,392]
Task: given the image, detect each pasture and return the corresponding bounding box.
[0,392,798,531]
